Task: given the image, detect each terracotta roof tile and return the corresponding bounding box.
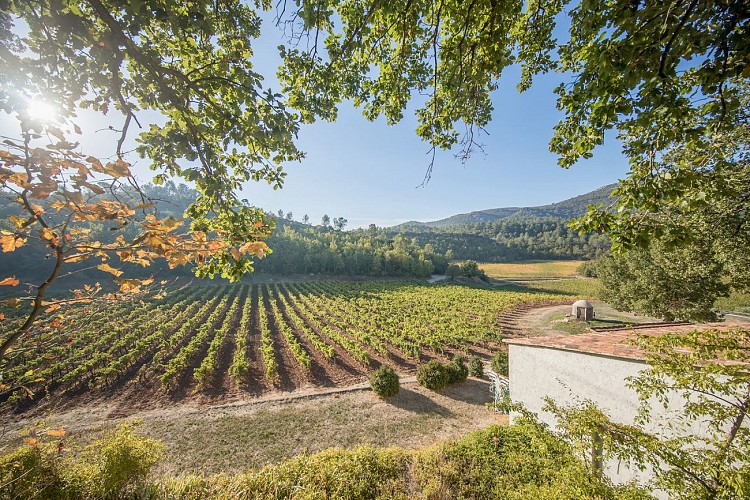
[503,322,749,361]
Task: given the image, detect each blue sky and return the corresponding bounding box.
[1,13,631,229]
[241,16,630,228]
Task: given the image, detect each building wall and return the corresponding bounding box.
[508,344,652,486]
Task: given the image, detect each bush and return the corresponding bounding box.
[79,423,163,497]
[445,357,468,384]
[577,260,598,278]
[468,356,484,378]
[370,366,400,397]
[445,264,461,277]
[0,440,67,499]
[416,361,449,390]
[491,351,509,377]
[0,423,161,500]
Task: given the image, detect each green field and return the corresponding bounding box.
[1,280,563,407]
[519,278,602,299]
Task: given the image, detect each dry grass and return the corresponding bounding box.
[2,379,504,476]
[480,260,585,279]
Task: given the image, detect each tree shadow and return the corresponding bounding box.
[438,378,493,405]
[385,388,453,417]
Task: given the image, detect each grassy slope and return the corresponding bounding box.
[145,422,642,499]
[3,420,646,499]
[481,260,585,279]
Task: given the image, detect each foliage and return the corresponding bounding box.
[416,360,450,391]
[576,261,598,278]
[717,292,750,315]
[136,421,640,499]
[460,260,486,280]
[445,264,461,277]
[0,423,161,500]
[445,356,469,384]
[492,350,509,377]
[279,0,747,197]
[395,216,612,263]
[547,328,750,499]
[413,419,641,499]
[369,365,400,398]
[597,240,729,321]
[256,220,448,277]
[469,355,484,378]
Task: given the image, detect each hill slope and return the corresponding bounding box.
[411,183,617,228]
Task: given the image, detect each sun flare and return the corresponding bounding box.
[26,99,58,122]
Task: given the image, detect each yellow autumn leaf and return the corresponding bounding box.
[160,217,183,232]
[39,227,58,245]
[64,253,89,263]
[0,234,24,252]
[47,428,66,437]
[239,241,269,258]
[0,276,19,286]
[2,298,21,308]
[97,263,123,277]
[44,303,61,313]
[115,278,143,294]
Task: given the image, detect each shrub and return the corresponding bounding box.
[468,356,484,378]
[370,366,400,397]
[416,361,449,390]
[0,440,67,499]
[577,260,598,278]
[445,264,461,278]
[491,351,509,376]
[445,357,468,384]
[0,423,161,500]
[79,423,163,497]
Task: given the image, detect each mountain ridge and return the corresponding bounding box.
[394,183,618,228]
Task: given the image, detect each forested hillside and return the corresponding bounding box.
[387,218,610,262]
[255,222,447,276]
[0,183,612,284]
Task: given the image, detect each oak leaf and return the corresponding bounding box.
[0,234,25,252]
[239,241,269,258]
[97,263,123,277]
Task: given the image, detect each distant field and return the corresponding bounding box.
[520,278,601,299]
[480,260,585,279]
[1,280,564,410]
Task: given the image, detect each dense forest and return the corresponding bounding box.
[0,182,609,284]
[387,219,610,262]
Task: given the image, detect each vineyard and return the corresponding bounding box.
[1,280,562,409]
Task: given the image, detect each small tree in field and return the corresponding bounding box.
[416,361,449,391]
[370,366,399,398]
[469,356,484,378]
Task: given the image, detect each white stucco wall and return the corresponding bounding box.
[507,344,652,486]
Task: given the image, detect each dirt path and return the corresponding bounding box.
[508,302,670,338]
